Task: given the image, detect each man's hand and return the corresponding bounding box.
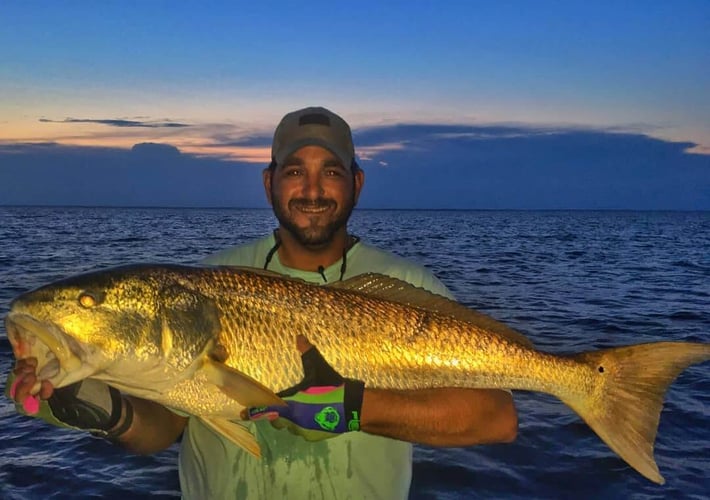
[10,358,132,440]
[245,335,365,441]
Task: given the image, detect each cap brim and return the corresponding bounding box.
[275,138,353,168]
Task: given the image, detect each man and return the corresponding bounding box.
[11,106,517,499]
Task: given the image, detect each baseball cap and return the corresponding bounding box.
[271,106,355,169]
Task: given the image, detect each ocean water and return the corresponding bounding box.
[0,207,708,500]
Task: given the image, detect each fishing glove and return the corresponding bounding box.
[248,346,365,441]
[47,379,133,440]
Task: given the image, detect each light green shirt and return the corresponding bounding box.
[178,234,453,500]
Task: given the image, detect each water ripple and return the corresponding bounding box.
[1,208,708,499]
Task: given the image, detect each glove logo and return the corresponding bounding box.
[314,406,340,431]
[348,410,361,431]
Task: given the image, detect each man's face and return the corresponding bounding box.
[263,145,364,248]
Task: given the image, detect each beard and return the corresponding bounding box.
[272,194,355,248]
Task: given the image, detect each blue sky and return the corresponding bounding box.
[1,1,709,208]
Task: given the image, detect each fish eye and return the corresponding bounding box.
[78,292,101,308]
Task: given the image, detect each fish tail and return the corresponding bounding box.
[561,341,710,484]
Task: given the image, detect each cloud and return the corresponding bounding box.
[357,142,408,161]
[0,142,265,208]
[131,142,181,157]
[354,124,708,210]
[39,118,191,128]
[1,123,708,210]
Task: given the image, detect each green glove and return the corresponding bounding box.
[8,370,132,440]
[248,347,365,441]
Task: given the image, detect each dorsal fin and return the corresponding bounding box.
[215,266,534,348]
[328,273,534,349]
[213,265,297,280]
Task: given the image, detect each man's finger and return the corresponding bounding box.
[11,372,36,403]
[39,380,54,399]
[13,357,38,375]
[300,347,344,386]
[9,374,23,399]
[295,334,314,354]
[246,405,282,422]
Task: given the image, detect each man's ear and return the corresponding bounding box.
[353,169,365,205]
[262,168,274,206]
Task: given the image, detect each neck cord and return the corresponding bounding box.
[263,230,359,282]
[263,237,281,270]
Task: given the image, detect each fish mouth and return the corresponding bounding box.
[5,313,97,393]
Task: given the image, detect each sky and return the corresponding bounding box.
[1,1,709,209]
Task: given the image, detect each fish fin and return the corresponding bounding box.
[199,417,261,458]
[202,358,286,408]
[209,265,296,280]
[561,341,710,484]
[208,266,535,349]
[330,273,534,349]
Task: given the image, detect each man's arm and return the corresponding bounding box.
[248,336,518,446]
[111,396,188,454]
[361,387,516,446]
[10,358,187,455]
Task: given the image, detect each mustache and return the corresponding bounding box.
[289,198,336,210]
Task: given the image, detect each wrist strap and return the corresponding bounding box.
[343,379,365,431]
[96,397,134,441]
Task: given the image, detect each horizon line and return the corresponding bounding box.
[2,204,708,213]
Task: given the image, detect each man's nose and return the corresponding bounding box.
[302,173,324,198]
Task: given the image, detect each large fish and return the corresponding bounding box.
[4,264,709,484]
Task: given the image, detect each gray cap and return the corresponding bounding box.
[271,106,355,168]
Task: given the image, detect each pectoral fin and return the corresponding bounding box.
[202,358,285,408]
[199,417,261,458]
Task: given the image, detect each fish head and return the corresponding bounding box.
[6,265,222,394]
